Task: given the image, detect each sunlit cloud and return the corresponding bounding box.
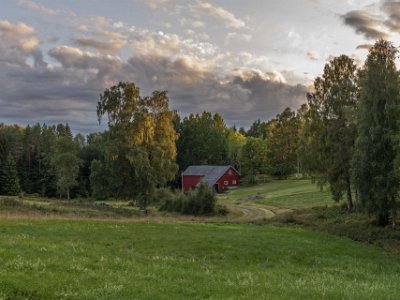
[191,1,246,29]
[16,0,58,16]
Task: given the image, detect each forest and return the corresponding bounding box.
[0,39,399,226]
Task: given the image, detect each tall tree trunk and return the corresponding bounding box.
[139,195,147,215]
[67,188,70,200]
[346,175,353,211]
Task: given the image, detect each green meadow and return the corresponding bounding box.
[1,180,400,299]
[1,219,400,299]
[221,179,333,208]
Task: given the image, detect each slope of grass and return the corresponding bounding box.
[1,220,400,299]
[222,179,333,208]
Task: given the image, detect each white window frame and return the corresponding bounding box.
[224,181,228,185]
[232,180,236,185]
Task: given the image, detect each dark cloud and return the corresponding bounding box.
[0,46,307,133]
[341,10,388,40]
[356,44,372,50]
[382,1,400,33]
[127,54,307,127]
[0,18,308,133]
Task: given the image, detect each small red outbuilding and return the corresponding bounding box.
[181,165,240,193]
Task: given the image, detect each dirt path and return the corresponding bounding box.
[223,201,291,223]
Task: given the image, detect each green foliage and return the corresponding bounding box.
[268,108,300,179]
[160,183,217,215]
[89,159,111,200]
[239,137,268,184]
[0,154,20,195]
[353,40,400,226]
[176,112,228,171]
[246,119,267,139]
[97,82,178,210]
[225,128,246,168]
[51,136,80,200]
[304,55,358,210]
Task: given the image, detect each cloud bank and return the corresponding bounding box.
[0,16,307,133]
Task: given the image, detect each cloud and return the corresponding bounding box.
[75,37,126,52]
[0,20,34,37]
[191,1,246,29]
[16,0,58,16]
[70,18,129,53]
[131,31,218,59]
[0,20,44,67]
[142,0,171,9]
[356,43,372,50]
[74,16,113,32]
[0,17,308,132]
[341,10,389,40]
[180,18,205,28]
[225,32,252,45]
[48,46,122,78]
[307,51,319,60]
[126,53,306,126]
[381,1,400,33]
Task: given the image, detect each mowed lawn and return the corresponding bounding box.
[223,179,333,208]
[1,220,400,299]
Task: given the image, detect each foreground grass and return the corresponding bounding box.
[1,220,400,299]
[222,179,333,209]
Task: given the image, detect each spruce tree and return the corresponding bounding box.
[353,40,400,226]
[0,154,21,195]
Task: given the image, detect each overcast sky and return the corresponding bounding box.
[1,0,400,133]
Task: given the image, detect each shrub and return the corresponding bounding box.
[159,183,217,215]
[216,204,229,216]
[151,188,176,204]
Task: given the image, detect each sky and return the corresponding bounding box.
[1,0,400,134]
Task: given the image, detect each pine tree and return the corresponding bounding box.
[353,40,400,226]
[0,154,21,195]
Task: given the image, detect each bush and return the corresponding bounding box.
[216,204,229,216]
[151,188,176,204]
[160,183,217,215]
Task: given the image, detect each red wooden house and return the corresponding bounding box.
[181,165,240,192]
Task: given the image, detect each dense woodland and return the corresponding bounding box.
[1,40,400,225]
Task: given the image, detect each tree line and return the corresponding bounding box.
[0,40,399,225]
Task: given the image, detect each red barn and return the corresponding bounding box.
[181,165,240,192]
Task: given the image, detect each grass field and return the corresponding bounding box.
[1,220,400,299]
[1,180,400,299]
[221,179,334,209]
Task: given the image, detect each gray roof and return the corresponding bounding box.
[182,165,238,186]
